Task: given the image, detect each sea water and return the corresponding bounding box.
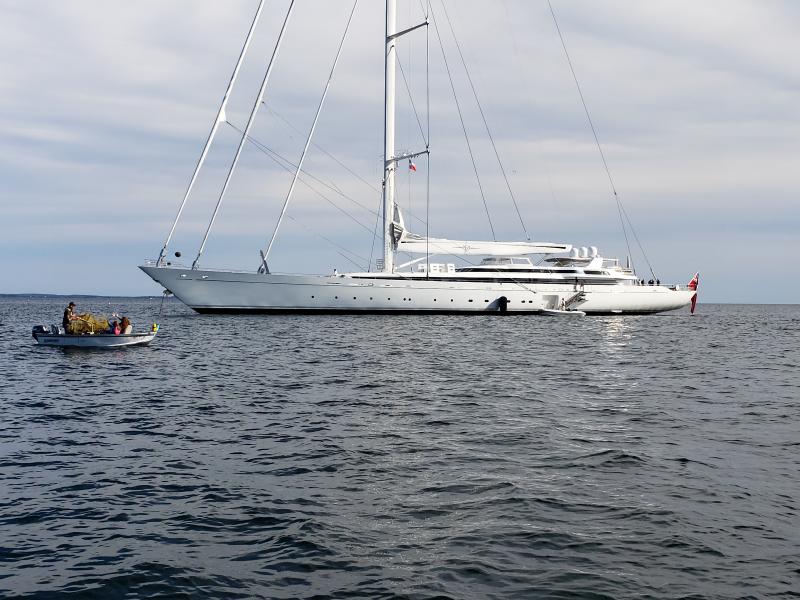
[1,297,798,598]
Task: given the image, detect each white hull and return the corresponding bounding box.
[34,332,157,348]
[140,266,694,315]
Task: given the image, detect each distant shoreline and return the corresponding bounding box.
[0,294,173,300]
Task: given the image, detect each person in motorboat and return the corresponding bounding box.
[108,320,121,335]
[120,317,132,334]
[63,302,78,333]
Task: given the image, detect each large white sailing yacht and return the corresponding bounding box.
[141,0,697,315]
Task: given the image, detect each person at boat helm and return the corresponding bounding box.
[62,301,78,333]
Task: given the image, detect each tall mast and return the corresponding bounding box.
[382,0,397,272]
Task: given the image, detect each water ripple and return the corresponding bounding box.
[1,299,798,598]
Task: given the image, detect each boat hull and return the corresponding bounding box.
[33,332,157,348]
[140,266,694,315]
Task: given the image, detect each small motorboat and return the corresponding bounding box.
[540,308,586,317]
[32,325,158,348]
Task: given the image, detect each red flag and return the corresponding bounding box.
[687,272,699,314]
[409,160,417,172]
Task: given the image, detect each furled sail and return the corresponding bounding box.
[391,206,571,256]
[397,232,571,256]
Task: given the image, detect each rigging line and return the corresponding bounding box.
[546,4,635,266]
[284,214,368,270]
[228,119,429,236]
[429,1,496,241]
[228,120,431,231]
[500,0,561,214]
[619,203,657,278]
[264,105,380,193]
[225,122,376,236]
[395,49,428,146]
[158,0,266,265]
[226,121,379,221]
[261,0,359,267]
[192,0,295,270]
[547,0,636,270]
[613,193,634,273]
[440,0,530,241]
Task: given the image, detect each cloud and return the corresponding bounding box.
[0,0,798,302]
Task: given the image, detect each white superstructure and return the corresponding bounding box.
[140,0,697,315]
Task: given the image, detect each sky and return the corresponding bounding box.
[1,0,798,302]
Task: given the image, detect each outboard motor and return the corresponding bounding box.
[32,325,50,338]
[498,296,508,313]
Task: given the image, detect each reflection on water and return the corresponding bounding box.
[600,315,632,351]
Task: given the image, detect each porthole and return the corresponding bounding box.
[353,296,357,300]
[311,295,315,299]
[468,299,473,303]
[335,296,338,299]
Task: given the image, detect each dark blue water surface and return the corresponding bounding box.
[1,297,798,599]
